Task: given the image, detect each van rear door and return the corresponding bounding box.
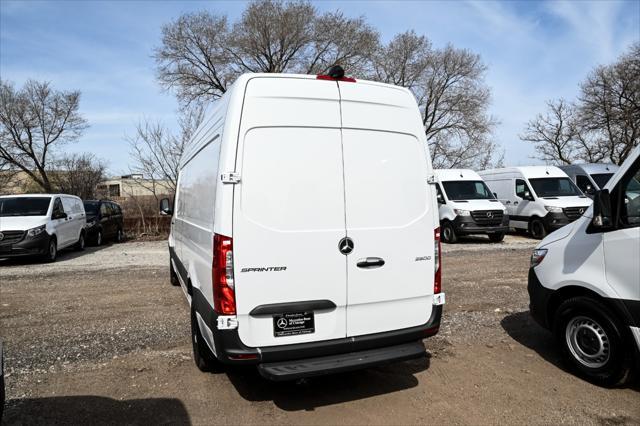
[339,81,436,336]
[233,77,347,348]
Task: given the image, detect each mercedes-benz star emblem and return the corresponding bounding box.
[486,212,493,218]
[0,232,4,241]
[276,318,288,329]
[338,237,354,255]
[579,208,585,214]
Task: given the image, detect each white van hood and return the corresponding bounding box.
[0,216,47,232]
[449,199,506,211]
[540,196,592,208]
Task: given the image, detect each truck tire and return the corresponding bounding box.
[191,307,223,373]
[553,296,633,386]
[441,221,458,244]
[43,237,57,263]
[529,218,547,240]
[488,232,505,242]
[74,232,86,251]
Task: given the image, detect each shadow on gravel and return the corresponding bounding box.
[226,356,429,411]
[2,395,191,425]
[0,244,110,266]
[500,311,564,368]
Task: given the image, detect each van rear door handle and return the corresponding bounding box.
[357,257,385,269]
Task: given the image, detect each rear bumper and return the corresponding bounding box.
[258,341,426,381]
[192,287,442,377]
[0,232,49,258]
[452,215,510,235]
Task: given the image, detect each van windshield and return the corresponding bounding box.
[590,173,614,189]
[442,181,495,201]
[83,201,99,215]
[0,197,51,216]
[529,178,582,197]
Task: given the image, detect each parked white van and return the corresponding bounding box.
[480,166,591,239]
[559,163,620,198]
[434,169,509,243]
[160,68,444,381]
[528,146,640,385]
[0,194,86,262]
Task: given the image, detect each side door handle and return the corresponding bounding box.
[513,201,519,206]
[357,257,385,269]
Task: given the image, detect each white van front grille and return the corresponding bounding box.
[0,230,26,245]
[470,210,504,226]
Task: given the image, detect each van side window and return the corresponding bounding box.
[576,175,593,193]
[52,198,64,217]
[100,203,110,216]
[515,179,533,200]
[619,167,640,227]
[111,203,121,215]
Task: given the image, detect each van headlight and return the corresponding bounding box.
[454,209,471,216]
[27,225,46,238]
[544,206,563,213]
[530,249,548,267]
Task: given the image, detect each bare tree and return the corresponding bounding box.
[51,153,107,199]
[576,42,640,164]
[523,43,639,165]
[154,0,378,106]
[127,104,205,199]
[0,80,88,192]
[520,99,579,165]
[373,34,499,168]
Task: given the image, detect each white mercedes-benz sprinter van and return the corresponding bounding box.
[434,169,509,243]
[559,163,620,198]
[0,194,86,262]
[480,166,591,239]
[160,69,444,381]
[528,146,640,386]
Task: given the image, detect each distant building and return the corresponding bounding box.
[96,175,173,200]
[0,170,45,195]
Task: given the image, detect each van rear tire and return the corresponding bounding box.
[553,297,632,387]
[191,307,223,373]
[441,221,458,244]
[43,237,57,263]
[529,218,547,240]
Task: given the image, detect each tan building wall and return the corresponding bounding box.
[0,171,43,195]
[96,175,173,200]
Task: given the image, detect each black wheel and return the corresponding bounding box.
[43,237,57,262]
[170,261,180,286]
[95,230,103,246]
[529,218,547,240]
[441,221,458,244]
[115,228,123,243]
[191,307,223,373]
[75,232,85,251]
[553,297,632,386]
[488,232,505,242]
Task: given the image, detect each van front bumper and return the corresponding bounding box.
[542,212,572,231]
[0,232,49,258]
[193,288,442,379]
[453,215,510,235]
[527,268,553,330]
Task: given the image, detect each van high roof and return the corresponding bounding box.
[434,169,483,182]
[479,166,568,179]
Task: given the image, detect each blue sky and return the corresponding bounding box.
[1,0,638,175]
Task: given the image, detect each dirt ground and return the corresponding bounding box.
[1,236,638,425]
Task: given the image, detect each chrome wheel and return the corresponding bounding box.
[49,240,57,261]
[96,231,102,246]
[565,316,610,368]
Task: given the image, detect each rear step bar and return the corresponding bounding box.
[257,341,426,381]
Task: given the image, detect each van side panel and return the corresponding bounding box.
[176,132,223,309]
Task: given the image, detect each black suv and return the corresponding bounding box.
[83,200,124,245]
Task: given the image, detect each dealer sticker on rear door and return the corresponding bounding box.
[273,312,315,337]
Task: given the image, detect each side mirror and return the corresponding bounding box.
[53,211,67,220]
[591,189,613,230]
[437,193,445,204]
[160,198,173,216]
[523,191,534,201]
[493,192,498,198]
[585,185,595,195]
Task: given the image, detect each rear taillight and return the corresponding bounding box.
[434,227,442,294]
[213,233,236,315]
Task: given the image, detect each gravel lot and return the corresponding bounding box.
[1,236,638,425]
